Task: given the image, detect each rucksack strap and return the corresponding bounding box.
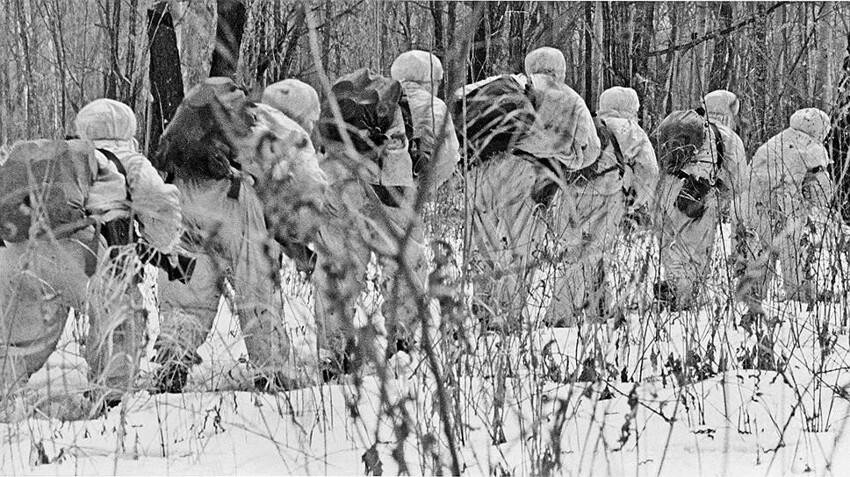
[97,148,131,202]
[95,148,134,248]
[599,118,627,171]
[707,122,725,173]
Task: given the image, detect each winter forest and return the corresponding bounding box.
[3,0,850,475]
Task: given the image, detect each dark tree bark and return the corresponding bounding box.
[146,1,184,158]
[583,2,593,104]
[750,2,769,155]
[469,4,488,83]
[709,1,734,92]
[210,0,248,79]
[602,2,631,89]
[431,1,445,96]
[320,1,331,75]
[632,2,655,126]
[125,0,140,107]
[253,1,268,84]
[255,5,303,84]
[104,0,122,100]
[431,1,445,61]
[445,0,457,90]
[507,2,525,73]
[829,32,850,223]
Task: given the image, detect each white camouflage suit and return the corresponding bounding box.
[516,48,619,326]
[74,98,183,402]
[740,108,836,303]
[453,69,548,328]
[656,94,747,310]
[0,140,127,404]
[154,78,313,391]
[312,69,431,360]
[391,50,461,196]
[543,86,659,325]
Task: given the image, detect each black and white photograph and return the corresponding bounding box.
[1,1,850,475]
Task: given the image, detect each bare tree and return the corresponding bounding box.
[210,0,247,79]
[147,1,184,157]
[709,1,734,92]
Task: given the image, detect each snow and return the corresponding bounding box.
[3,229,850,476]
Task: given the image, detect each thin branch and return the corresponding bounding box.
[647,1,789,58]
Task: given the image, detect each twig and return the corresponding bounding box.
[647,2,789,58]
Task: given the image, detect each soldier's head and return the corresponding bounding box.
[390,50,444,94]
[790,107,831,143]
[704,90,740,130]
[262,79,321,137]
[75,98,138,142]
[524,47,566,83]
[598,87,640,120]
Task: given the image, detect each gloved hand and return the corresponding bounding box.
[410,137,429,178]
[623,205,651,235]
[675,175,713,219]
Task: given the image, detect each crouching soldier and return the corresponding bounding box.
[313,68,428,376]
[261,79,326,274]
[453,70,547,330]
[740,108,840,307]
[151,77,296,393]
[73,98,183,408]
[390,50,461,197]
[544,86,659,326]
[514,47,615,327]
[0,139,127,420]
[655,106,747,310]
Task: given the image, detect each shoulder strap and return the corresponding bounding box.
[599,118,626,167]
[97,147,125,176]
[97,148,131,201]
[707,122,725,172]
[95,147,136,249]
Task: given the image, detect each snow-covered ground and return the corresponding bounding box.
[3,228,850,476]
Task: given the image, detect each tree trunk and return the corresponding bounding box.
[750,2,769,152]
[828,32,850,223]
[709,1,734,91]
[14,0,37,136]
[469,3,488,83]
[817,2,833,107]
[283,5,306,79]
[592,0,604,107]
[431,0,445,96]
[602,1,630,89]
[209,0,247,79]
[125,0,140,107]
[632,2,654,126]
[583,2,593,103]
[507,2,525,74]
[147,1,184,158]
[446,0,457,89]
[431,1,445,62]
[104,0,122,100]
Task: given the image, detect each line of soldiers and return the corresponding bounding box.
[0,46,843,420]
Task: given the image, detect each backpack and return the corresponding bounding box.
[319,69,418,207]
[530,116,625,207]
[97,147,196,283]
[452,75,536,165]
[318,68,413,156]
[97,148,134,248]
[657,108,725,176]
[0,140,92,243]
[658,109,727,219]
[154,78,253,186]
